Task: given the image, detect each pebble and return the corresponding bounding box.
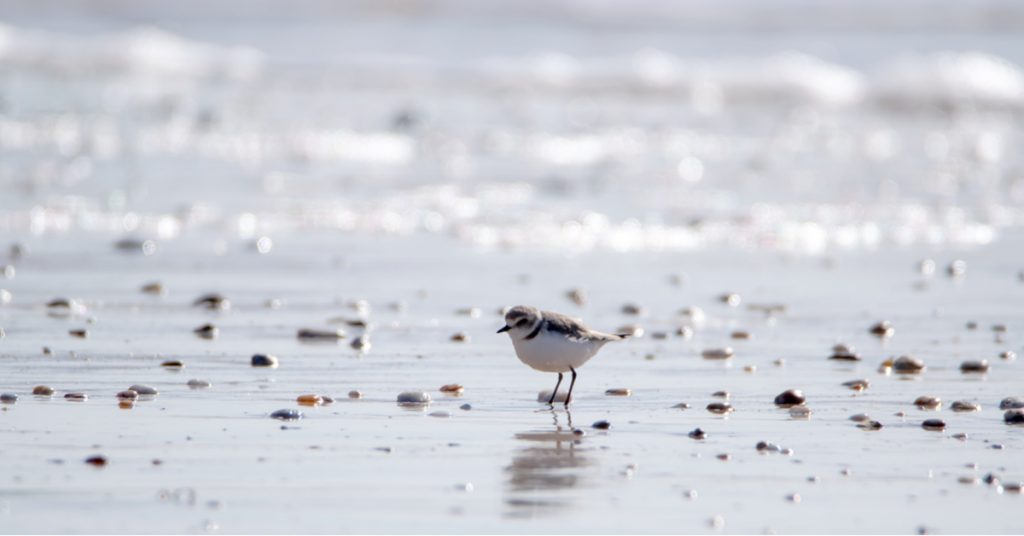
[842,379,870,391]
[1000,350,1017,361]
[999,397,1024,410]
[450,332,470,343]
[711,391,729,399]
[565,288,586,306]
[914,396,942,410]
[702,347,734,360]
[857,420,883,431]
[116,390,138,401]
[621,303,645,316]
[460,404,472,411]
[756,441,782,453]
[716,453,730,461]
[743,365,757,373]
[1005,410,1024,424]
[297,328,346,340]
[251,354,279,368]
[1004,482,1024,494]
[774,389,806,407]
[960,360,989,373]
[187,379,211,389]
[651,332,668,340]
[966,321,978,330]
[161,360,184,369]
[719,293,741,307]
[786,493,801,503]
[350,334,371,352]
[731,330,752,340]
[849,413,871,422]
[193,293,230,311]
[439,384,464,395]
[950,401,980,412]
[119,400,135,410]
[64,392,87,401]
[270,409,303,421]
[829,348,861,361]
[69,329,88,338]
[114,238,156,255]
[891,356,926,374]
[428,411,451,418]
[869,320,895,338]
[921,419,946,431]
[672,403,691,410]
[958,476,980,485]
[675,326,694,339]
[605,388,632,396]
[947,259,966,277]
[953,433,969,441]
[592,420,611,430]
[32,385,55,396]
[140,282,165,295]
[84,455,108,467]
[396,391,431,406]
[688,428,707,440]
[789,406,812,419]
[0,393,17,404]
[296,394,323,406]
[194,324,218,339]
[348,390,363,399]
[129,384,158,396]
[707,402,734,415]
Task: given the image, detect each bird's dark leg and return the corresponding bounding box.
[564,366,578,407]
[547,373,563,405]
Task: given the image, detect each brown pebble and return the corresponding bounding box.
[857,420,883,430]
[193,293,229,311]
[849,413,871,422]
[592,420,611,430]
[716,453,730,461]
[84,455,107,467]
[69,329,88,338]
[921,419,946,431]
[566,288,586,306]
[140,282,165,295]
[960,360,989,373]
[774,389,806,408]
[118,400,134,410]
[621,303,644,316]
[950,401,980,412]
[450,332,470,343]
[712,391,729,399]
[829,349,861,361]
[297,394,323,406]
[891,356,925,374]
[688,428,706,440]
[440,384,464,394]
[116,390,138,401]
[1000,351,1017,361]
[32,385,55,396]
[605,388,632,397]
[842,379,869,391]
[348,390,363,399]
[675,326,694,339]
[160,360,184,369]
[719,293,741,307]
[914,396,942,410]
[64,392,87,401]
[947,259,966,277]
[297,328,346,340]
[702,347,734,360]
[730,330,752,340]
[194,324,218,339]
[869,320,895,338]
[707,402,734,415]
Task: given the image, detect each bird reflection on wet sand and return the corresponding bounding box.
[504,410,593,518]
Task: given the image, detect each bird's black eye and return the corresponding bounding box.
[516,318,530,326]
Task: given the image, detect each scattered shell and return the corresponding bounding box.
[914,396,942,410]
[396,391,431,406]
[789,406,812,419]
[605,388,632,397]
[707,402,734,415]
[297,394,324,406]
[756,441,782,453]
[786,493,801,503]
[892,356,925,374]
[348,390,363,399]
[32,385,55,396]
[128,385,158,396]
[194,324,218,339]
[829,349,861,361]
[193,293,230,311]
[921,419,946,431]
[592,420,611,430]
[857,420,883,431]
[187,379,211,389]
[719,293,741,307]
[84,455,108,467]
[0,393,17,404]
[251,354,279,368]
[960,360,989,373]
[774,389,806,408]
[999,397,1024,410]
[702,347,734,360]
[140,282,165,295]
[160,360,184,369]
[870,320,895,338]
[450,332,470,343]
[621,303,645,316]
[440,384,464,394]
[270,409,303,421]
[688,428,707,440]
[69,329,88,338]
[950,401,980,412]
[743,365,757,373]
[64,392,87,401]
[350,334,371,352]
[116,390,138,401]
[842,379,870,391]
[565,288,586,306]
[730,330,752,340]
[297,328,346,340]
[1005,410,1024,424]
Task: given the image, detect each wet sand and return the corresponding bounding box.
[1,231,1022,534]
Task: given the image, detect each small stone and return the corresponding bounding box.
[321,395,334,405]
[64,392,87,401]
[128,384,158,396]
[0,393,17,404]
[439,384,465,395]
[789,406,812,419]
[730,330,752,340]
[651,332,668,341]
[605,388,632,396]
[672,403,691,410]
[786,493,801,503]
[297,394,323,406]
[891,356,925,374]
[849,413,871,422]
[952,433,969,441]
[829,349,861,361]
[450,332,470,343]
[140,282,165,295]
[621,303,645,315]
[194,324,218,339]
[459,403,472,411]
[869,320,895,338]
[270,409,303,421]
[350,334,371,352]
[914,396,942,410]
[774,389,806,407]
[743,365,757,373]
[842,379,870,391]
[297,328,346,340]
[396,391,431,406]
[960,360,989,373]
[688,428,706,440]
[857,420,883,431]
[348,390,363,399]
[966,321,978,330]
[160,360,184,369]
[592,420,611,430]
[566,288,586,306]
[251,354,279,368]
[84,455,108,467]
[958,476,979,485]
[950,401,980,412]
[716,453,730,461]
[187,379,211,389]
[429,411,451,418]
[32,385,55,396]
[921,419,946,431]
[999,397,1024,410]
[707,402,734,415]
[69,329,88,338]
[702,347,734,360]
[711,391,729,399]
[193,293,229,311]
[1005,410,1024,424]
[675,326,694,339]
[1000,351,1017,361]
[719,293,741,307]
[756,441,781,453]
[116,390,138,401]
[947,259,966,277]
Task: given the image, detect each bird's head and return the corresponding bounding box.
[497,305,542,338]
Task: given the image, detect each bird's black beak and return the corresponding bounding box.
[497,325,511,333]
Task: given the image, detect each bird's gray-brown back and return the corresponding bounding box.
[540,310,619,342]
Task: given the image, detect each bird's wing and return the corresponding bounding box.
[541,310,622,342]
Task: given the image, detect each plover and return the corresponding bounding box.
[497,305,628,406]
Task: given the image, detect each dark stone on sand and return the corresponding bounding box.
[1000,397,1024,410]
[270,409,303,421]
[707,402,734,414]
[251,354,279,368]
[857,420,883,430]
[116,390,138,401]
[1005,410,1024,424]
[719,293,741,306]
[64,392,87,401]
[921,419,946,431]
[1001,351,1017,361]
[843,379,869,391]
[194,324,218,339]
[32,385,54,396]
[592,420,611,430]
[396,391,431,406]
[69,329,88,338]
[869,320,895,338]
[0,393,17,403]
[702,347,734,360]
[829,349,861,361]
[711,391,729,399]
[187,379,211,389]
[459,403,472,411]
[160,360,184,368]
[84,455,108,467]
[450,332,470,342]
[960,360,989,373]
[621,303,644,315]
[950,401,980,412]
[297,328,346,340]
[128,384,158,395]
[140,282,165,295]
[947,259,966,277]
[193,293,230,311]
[913,396,941,410]
[688,428,706,440]
[892,356,925,374]
[774,389,806,407]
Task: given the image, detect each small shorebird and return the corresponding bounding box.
[497,305,628,406]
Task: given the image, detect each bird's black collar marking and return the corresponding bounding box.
[524,320,545,340]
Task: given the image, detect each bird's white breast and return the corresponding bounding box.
[510,329,603,373]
